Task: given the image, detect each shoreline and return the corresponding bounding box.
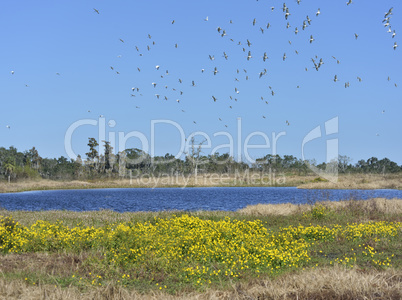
[0,173,401,194]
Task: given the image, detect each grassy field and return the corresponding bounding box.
[0,173,401,194]
[0,198,401,299]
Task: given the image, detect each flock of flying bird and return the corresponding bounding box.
[5,2,399,132]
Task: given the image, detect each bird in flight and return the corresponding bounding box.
[93,8,99,14]
[6,125,10,129]
[354,33,359,39]
[119,38,124,43]
[346,0,352,5]
[393,42,398,50]
[316,8,320,17]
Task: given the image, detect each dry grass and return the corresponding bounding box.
[238,197,402,216]
[299,173,402,190]
[1,173,401,194]
[0,267,400,299]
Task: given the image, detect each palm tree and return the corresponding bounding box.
[4,162,14,183]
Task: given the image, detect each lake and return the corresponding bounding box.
[1,187,402,212]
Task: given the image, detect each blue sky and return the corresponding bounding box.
[0,0,401,165]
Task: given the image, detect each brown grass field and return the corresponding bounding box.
[0,173,401,194]
[0,267,400,299]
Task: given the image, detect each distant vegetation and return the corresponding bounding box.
[0,138,401,182]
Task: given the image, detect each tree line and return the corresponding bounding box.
[0,138,401,182]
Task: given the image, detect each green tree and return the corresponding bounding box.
[86,138,99,173]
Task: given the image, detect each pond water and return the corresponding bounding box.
[1,187,402,212]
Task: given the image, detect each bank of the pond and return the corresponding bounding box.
[0,173,401,194]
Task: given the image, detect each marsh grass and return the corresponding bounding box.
[0,198,401,299]
[1,173,401,194]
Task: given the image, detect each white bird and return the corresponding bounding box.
[392,30,396,38]
[247,51,252,60]
[6,125,10,129]
[295,27,299,35]
[384,7,393,18]
[152,82,157,87]
[155,65,160,70]
[204,16,208,21]
[285,8,290,20]
[393,42,398,50]
[11,71,14,75]
[309,35,314,43]
[316,8,320,16]
[334,75,338,82]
